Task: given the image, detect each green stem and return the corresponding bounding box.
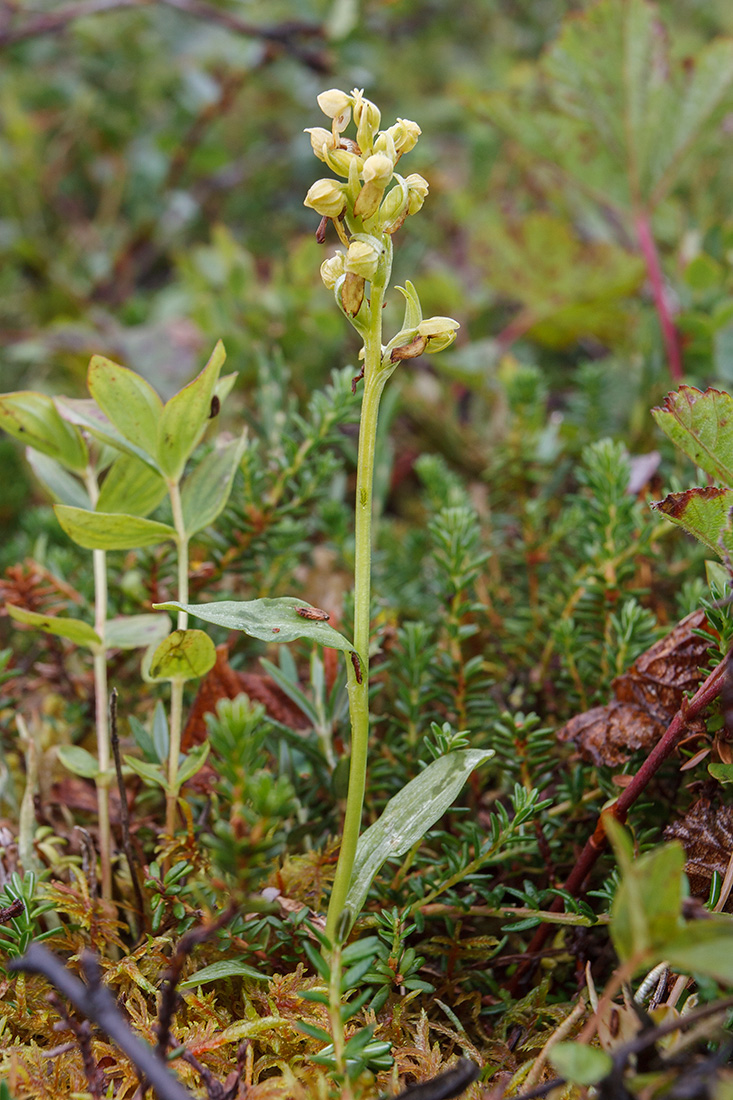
[84,468,113,903]
[325,251,391,942]
[165,479,189,838]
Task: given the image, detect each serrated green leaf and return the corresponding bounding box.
[181,432,246,537]
[148,629,216,682]
[6,604,100,647]
[57,745,101,780]
[652,387,733,486]
[0,391,88,471]
[343,749,493,932]
[54,505,176,550]
[179,958,269,989]
[550,1042,613,1087]
[153,597,356,654]
[87,356,162,460]
[104,614,171,651]
[26,449,90,509]
[96,453,167,517]
[652,487,733,557]
[157,341,227,480]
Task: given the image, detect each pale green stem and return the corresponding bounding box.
[327,941,352,1097]
[165,479,189,838]
[84,468,113,903]
[325,259,390,942]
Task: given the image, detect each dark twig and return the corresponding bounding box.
[393,1059,480,1100]
[155,903,238,1058]
[9,944,193,1100]
[511,655,727,992]
[47,991,106,1100]
[109,688,147,934]
[504,991,733,1100]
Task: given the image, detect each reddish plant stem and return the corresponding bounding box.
[510,655,727,993]
[634,209,683,381]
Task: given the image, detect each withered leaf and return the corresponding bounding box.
[665,797,733,911]
[556,610,710,767]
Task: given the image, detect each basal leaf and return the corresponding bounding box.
[652,387,733,486]
[0,391,87,471]
[87,356,162,461]
[181,432,247,537]
[56,745,101,780]
[157,341,227,480]
[6,604,101,648]
[96,453,167,517]
[26,449,90,509]
[104,614,171,651]
[148,629,217,682]
[179,958,269,989]
[652,487,733,557]
[154,597,356,654]
[343,749,493,932]
[54,505,176,550]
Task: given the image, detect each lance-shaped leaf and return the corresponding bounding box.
[157,341,226,481]
[55,397,157,470]
[181,432,247,537]
[153,597,357,655]
[179,958,268,989]
[0,391,88,471]
[26,449,91,509]
[105,615,171,651]
[55,505,176,550]
[652,387,733,486]
[652,487,733,557]
[96,453,167,517]
[343,748,494,933]
[6,604,101,648]
[87,356,162,461]
[147,629,217,683]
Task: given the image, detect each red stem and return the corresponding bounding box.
[510,656,727,992]
[635,209,683,382]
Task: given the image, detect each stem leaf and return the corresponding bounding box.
[56,745,101,780]
[0,391,88,471]
[96,453,167,517]
[154,597,356,654]
[105,614,171,651]
[5,604,101,648]
[343,748,493,930]
[147,629,217,683]
[54,505,176,550]
[157,340,227,480]
[179,958,269,989]
[181,431,247,537]
[25,448,91,509]
[87,356,163,460]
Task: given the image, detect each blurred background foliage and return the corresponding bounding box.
[4,0,733,559]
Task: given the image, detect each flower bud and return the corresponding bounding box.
[418,315,459,353]
[346,239,382,280]
[362,153,394,185]
[372,131,397,162]
[353,91,381,155]
[384,118,421,156]
[305,127,335,162]
[320,251,346,290]
[317,89,353,120]
[378,182,409,232]
[304,179,346,219]
[405,173,429,215]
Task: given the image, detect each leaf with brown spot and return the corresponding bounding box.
[557,610,711,766]
[653,486,733,557]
